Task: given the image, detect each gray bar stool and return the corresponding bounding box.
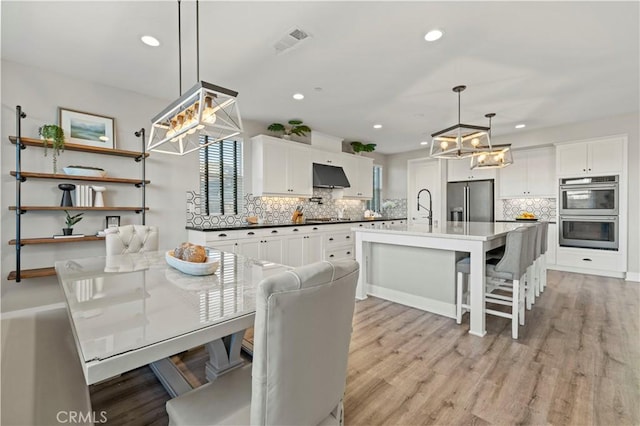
[456,227,531,339]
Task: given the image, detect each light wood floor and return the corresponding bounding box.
[90,270,640,425]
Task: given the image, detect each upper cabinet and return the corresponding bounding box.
[342,155,374,199]
[447,158,496,182]
[499,147,555,198]
[251,135,312,197]
[556,136,625,176]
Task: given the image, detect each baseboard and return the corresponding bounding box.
[368,285,455,318]
[626,272,640,282]
[549,264,625,279]
[0,302,66,320]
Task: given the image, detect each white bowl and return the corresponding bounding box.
[165,250,219,276]
[63,167,107,177]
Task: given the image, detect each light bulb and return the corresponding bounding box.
[203,96,217,124]
[174,115,184,132]
[478,154,487,163]
[440,141,448,150]
[166,119,176,138]
[471,138,480,146]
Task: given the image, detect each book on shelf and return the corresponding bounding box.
[53,234,85,239]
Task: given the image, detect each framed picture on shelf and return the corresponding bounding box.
[59,107,115,149]
[106,216,120,229]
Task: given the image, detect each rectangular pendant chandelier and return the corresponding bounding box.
[148,81,243,156]
[470,144,514,169]
[430,123,491,159]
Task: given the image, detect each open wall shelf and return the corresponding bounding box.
[9,113,149,282]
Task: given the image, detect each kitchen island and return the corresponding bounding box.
[353,221,528,337]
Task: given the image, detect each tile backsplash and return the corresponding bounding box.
[501,198,556,221]
[186,190,409,228]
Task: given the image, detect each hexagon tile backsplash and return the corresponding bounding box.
[502,198,556,221]
[186,190,408,228]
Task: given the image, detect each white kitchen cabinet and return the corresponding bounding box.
[556,136,625,176]
[252,135,313,197]
[284,229,323,267]
[342,155,373,198]
[447,158,496,182]
[237,236,285,264]
[499,147,555,198]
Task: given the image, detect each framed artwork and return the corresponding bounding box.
[59,107,115,149]
[106,216,120,229]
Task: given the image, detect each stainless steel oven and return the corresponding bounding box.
[559,215,618,250]
[559,175,618,216]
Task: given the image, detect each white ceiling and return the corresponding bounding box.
[2,1,638,154]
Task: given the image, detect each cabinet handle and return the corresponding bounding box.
[588,168,592,171]
[329,237,334,241]
[583,169,586,172]
[329,254,335,258]
[218,233,227,237]
[247,232,255,235]
[327,160,332,163]
[582,258,592,262]
[271,230,278,234]
[313,227,318,230]
[346,251,351,255]
[346,235,350,239]
[293,228,299,232]
[359,224,364,227]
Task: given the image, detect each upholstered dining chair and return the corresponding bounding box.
[105,224,159,255]
[166,259,360,426]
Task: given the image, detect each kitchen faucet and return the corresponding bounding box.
[417,188,433,226]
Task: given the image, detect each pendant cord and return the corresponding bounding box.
[457,90,461,124]
[178,0,182,95]
[196,0,200,82]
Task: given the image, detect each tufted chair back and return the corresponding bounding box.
[105,225,159,255]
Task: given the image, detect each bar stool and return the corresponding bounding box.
[456,227,531,339]
[525,223,541,310]
[536,221,549,294]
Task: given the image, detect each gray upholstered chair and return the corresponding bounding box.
[105,224,158,255]
[166,259,360,425]
[456,227,531,339]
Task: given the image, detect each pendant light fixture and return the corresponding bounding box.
[430,85,490,159]
[148,0,243,156]
[470,113,514,169]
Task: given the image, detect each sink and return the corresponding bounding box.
[305,218,351,223]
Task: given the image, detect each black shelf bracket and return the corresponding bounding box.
[134,128,147,225]
[14,105,27,282]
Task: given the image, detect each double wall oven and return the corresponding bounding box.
[559,175,619,250]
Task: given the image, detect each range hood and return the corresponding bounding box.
[312,163,351,188]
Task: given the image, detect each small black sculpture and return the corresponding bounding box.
[59,183,75,207]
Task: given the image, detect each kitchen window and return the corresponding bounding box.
[200,137,244,215]
[366,165,382,212]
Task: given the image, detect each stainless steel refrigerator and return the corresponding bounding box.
[447,179,495,222]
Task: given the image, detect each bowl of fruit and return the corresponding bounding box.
[515,212,537,221]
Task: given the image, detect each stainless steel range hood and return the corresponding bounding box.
[312,163,351,188]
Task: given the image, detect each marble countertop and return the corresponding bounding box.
[187,217,407,232]
[352,221,533,241]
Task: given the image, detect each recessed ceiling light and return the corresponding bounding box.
[292,93,304,100]
[515,123,526,129]
[141,35,160,47]
[424,29,443,42]
[420,141,429,145]
[373,124,382,129]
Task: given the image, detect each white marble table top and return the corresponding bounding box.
[55,250,290,364]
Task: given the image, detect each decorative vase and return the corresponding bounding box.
[59,183,75,207]
[92,186,106,207]
[62,228,73,236]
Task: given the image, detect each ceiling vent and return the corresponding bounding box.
[274,28,311,54]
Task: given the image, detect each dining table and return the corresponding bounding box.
[55,249,290,397]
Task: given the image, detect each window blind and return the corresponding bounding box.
[200,137,244,215]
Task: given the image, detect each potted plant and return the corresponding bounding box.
[38,124,65,174]
[350,141,376,155]
[63,210,83,235]
[267,119,311,140]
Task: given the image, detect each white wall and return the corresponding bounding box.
[385,113,640,276]
[0,60,265,312]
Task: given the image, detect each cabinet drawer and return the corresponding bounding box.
[556,248,624,272]
[325,247,355,261]
[324,231,353,247]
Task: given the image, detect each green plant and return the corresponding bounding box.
[38,124,65,173]
[267,119,312,137]
[64,210,84,228]
[350,141,376,153]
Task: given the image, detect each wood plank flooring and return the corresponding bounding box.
[89,270,639,425]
